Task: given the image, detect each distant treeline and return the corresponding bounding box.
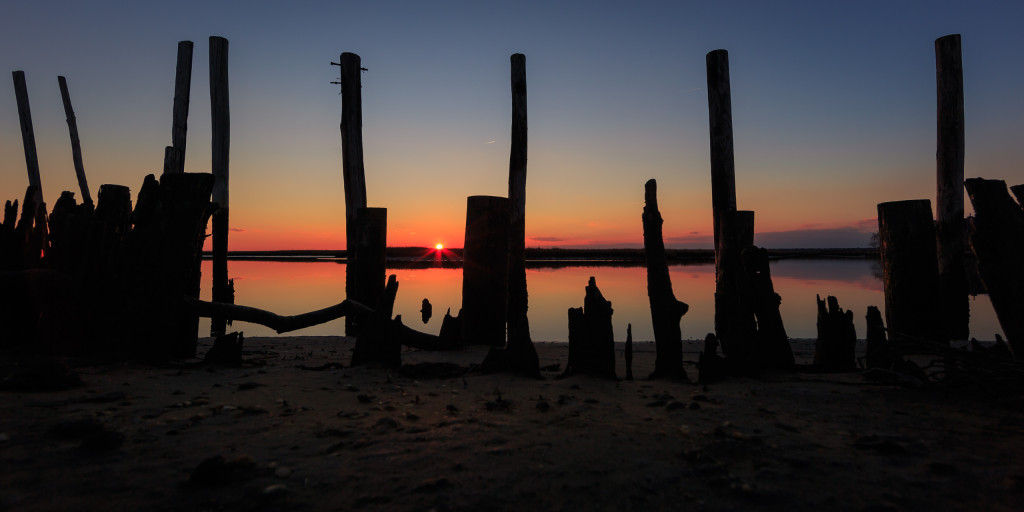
[204,247,879,267]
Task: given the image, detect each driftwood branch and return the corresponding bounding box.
[187,297,372,334]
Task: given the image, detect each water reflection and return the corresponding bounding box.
[198,259,1003,341]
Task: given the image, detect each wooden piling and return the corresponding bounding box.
[171,41,193,174]
[877,200,941,343]
[338,52,368,335]
[964,178,1024,357]
[715,209,756,366]
[351,274,401,367]
[742,246,794,369]
[814,295,857,371]
[209,36,231,336]
[12,71,43,206]
[865,305,889,369]
[562,277,616,379]
[706,49,738,274]
[935,34,969,340]
[348,207,387,336]
[642,179,689,380]
[461,195,510,346]
[163,146,181,176]
[57,76,93,206]
[496,52,541,375]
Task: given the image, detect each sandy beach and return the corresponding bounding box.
[2,336,1023,511]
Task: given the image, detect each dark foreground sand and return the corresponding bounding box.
[2,336,1023,511]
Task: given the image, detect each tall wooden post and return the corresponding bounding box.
[877,200,941,343]
[707,50,739,351]
[338,52,368,335]
[462,196,510,346]
[503,53,540,372]
[706,49,737,273]
[170,40,194,174]
[12,71,43,206]
[348,207,387,336]
[57,76,93,206]
[935,34,969,340]
[210,36,232,336]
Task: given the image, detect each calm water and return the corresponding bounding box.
[198,259,1003,341]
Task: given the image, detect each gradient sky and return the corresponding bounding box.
[2,1,1022,250]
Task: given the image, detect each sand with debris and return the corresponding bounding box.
[1,336,1023,511]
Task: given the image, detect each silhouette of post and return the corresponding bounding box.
[642,179,689,380]
[964,178,1024,357]
[935,34,969,340]
[12,71,43,207]
[338,52,368,335]
[348,207,387,336]
[503,53,540,373]
[562,277,616,379]
[715,209,756,369]
[462,196,509,346]
[706,49,737,275]
[57,76,93,206]
[813,295,857,371]
[877,200,941,343]
[210,36,232,336]
[169,40,193,174]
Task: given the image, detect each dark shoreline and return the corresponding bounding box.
[204,246,879,266]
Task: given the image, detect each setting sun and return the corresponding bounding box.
[435,243,444,250]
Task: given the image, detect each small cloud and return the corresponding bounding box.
[487,140,496,144]
[689,231,700,235]
[531,236,565,242]
[229,227,246,233]
[853,217,878,231]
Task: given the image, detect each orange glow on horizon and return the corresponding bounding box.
[435,243,444,250]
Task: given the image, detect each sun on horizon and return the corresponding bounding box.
[435,243,444,250]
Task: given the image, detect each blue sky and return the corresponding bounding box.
[1,0,1022,249]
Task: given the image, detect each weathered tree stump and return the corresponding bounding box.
[561,277,616,379]
[351,274,401,367]
[642,179,688,380]
[814,295,857,371]
[742,247,794,369]
[865,305,891,369]
[123,172,216,358]
[461,196,509,346]
[47,191,92,276]
[935,34,970,340]
[964,178,1024,358]
[698,333,727,384]
[438,308,463,347]
[877,200,941,343]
